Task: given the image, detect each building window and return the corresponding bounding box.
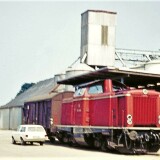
[101,25,108,45]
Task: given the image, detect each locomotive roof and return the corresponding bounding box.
[57,67,160,88]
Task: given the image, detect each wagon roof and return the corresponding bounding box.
[57,67,160,87]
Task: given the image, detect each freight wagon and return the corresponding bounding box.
[23,91,74,143]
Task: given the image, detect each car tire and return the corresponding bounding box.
[39,142,43,146]
[12,137,16,144]
[20,137,26,145]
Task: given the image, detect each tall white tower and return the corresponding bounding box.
[80,10,117,67]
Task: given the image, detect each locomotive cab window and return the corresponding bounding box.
[112,80,128,92]
[88,84,103,94]
[74,87,86,97]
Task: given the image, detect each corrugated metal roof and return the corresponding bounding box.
[57,67,160,87]
[2,77,64,108]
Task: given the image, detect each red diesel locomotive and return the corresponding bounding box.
[56,79,160,154]
[23,67,160,154]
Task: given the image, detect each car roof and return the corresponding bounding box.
[19,124,43,128]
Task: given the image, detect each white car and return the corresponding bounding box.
[12,124,47,145]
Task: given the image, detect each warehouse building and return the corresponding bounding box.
[0,77,66,130]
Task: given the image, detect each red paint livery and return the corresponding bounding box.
[61,80,160,128]
[59,79,160,153]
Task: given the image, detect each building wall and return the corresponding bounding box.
[0,107,22,130]
[9,107,22,130]
[0,108,9,129]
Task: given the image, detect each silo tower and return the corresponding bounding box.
[80,10,117,67]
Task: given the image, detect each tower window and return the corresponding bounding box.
[101,25,108,45]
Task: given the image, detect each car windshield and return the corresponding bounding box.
[28,126,44,132]
[17,126,26,132]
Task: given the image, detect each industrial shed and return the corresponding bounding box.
[0,77,67,130]
[0,105,22,130]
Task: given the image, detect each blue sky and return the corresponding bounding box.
[0,1,160,106]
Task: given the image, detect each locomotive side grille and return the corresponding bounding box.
[133,96,157,127]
